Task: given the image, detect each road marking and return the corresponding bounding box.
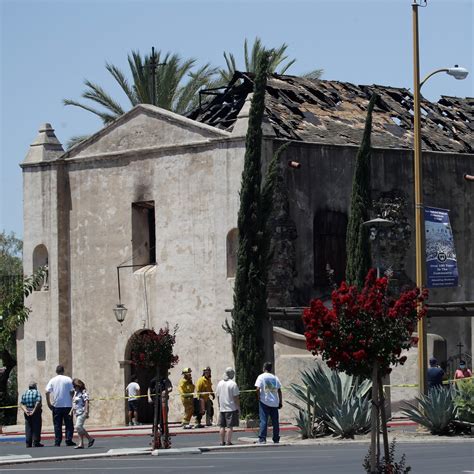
[0,466,215,472]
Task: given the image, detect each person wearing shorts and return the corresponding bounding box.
[71,379,94,449]
[215,367,240,446]
[126,376,141,426]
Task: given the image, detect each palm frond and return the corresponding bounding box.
[65,134,91,150]
[63,99,117,124]
[128,50,152,104]
[302,69,324,80]
[174,63,218,114]
[106,62,138,105]
[82,80,125,117]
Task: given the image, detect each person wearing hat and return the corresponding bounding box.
[215,367,240,446]
[454,360,472,380]
[427,357,444,390]
[178,368,195,429]
[195,366,215,428]
[20,381,44,448]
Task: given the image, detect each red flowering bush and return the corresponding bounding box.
[130,324,179,371]
[303,269,427,379]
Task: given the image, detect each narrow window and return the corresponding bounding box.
[226,228,239,278]
[314,211,347,287]
[36,341,46,361]
[132,201,156,267]
[32,244,48,290]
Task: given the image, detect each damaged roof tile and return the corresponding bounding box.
[188,72,473,153]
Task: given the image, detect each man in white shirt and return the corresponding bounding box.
[126,376,141,426]
[215,367,240,446]
[45,365,75,447]
[254,362,282,444]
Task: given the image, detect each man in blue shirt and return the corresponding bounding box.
[427,357,444,390]
[20,381,43,448]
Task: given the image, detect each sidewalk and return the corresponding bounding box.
[0,418,416,442]
[0,421,297,442]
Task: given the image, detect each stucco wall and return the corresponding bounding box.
[66,141,245,423]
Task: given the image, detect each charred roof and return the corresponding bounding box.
[188,72,473,153]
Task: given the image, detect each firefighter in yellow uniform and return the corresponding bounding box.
[178,368,195,429]
[195,366,215,427]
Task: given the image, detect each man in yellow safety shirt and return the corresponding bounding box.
[195,366,215,427]
[178,368,195,429]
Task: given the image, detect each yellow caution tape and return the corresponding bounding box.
[3,378,470,410]
[0,389,259,410]
[383,375,472,389]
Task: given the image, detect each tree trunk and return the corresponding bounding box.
[370,363,379,473]
[0,349,16,396]
[152,367,161,449]
[378,374,390,467]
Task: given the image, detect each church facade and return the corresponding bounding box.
[18,74,473,424]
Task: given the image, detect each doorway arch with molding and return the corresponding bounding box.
[123,329,156,424]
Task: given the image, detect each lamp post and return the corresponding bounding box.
[411,0,469,396]
[113,266,128,325]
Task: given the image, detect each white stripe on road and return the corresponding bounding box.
[0,467,215,472]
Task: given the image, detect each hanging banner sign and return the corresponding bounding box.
[424,206,459,288]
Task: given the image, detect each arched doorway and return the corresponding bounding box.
[124,330,156,424]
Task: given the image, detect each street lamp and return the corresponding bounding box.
[420,65,469,88]
[113,303,128,324]
[411,1,469,395]
[113,266,128,324]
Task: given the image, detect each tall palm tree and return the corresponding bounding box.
[64,49,217,148]
[219,37,323,83]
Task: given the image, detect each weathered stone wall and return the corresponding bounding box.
[273,140,473,361]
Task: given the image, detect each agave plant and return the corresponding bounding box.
[324,396,372,439]
[287,364,372,438]
[402,387,456,435]
[453,379,474,423]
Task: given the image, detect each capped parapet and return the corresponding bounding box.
[23,123,64,164]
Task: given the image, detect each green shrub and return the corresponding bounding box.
[402,387,456,435]
[287,364,371,438]
[454,379,474,423]
[363,439,411,473]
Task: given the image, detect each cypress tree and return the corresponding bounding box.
[227,51,277,417]
[345,93,378,289]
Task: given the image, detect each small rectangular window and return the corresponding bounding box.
[36,341,46,361]
[132,201,156,266]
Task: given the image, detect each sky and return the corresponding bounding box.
[1,0,472,238]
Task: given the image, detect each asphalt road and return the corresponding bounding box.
[0,432,221,459]
[0,436,473,473]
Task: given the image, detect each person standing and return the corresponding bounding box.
[215,367,240,446]
[255,362,282,444]
[20,381,44,448]
[71,379,95,449]
[45,365,75,447]
[126,376,141,426]
[196,366,215,427]
[454,360,472,380]
[427,357,444,390]
[178,368,195,429]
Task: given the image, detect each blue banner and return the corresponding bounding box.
[424,206,459,288]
